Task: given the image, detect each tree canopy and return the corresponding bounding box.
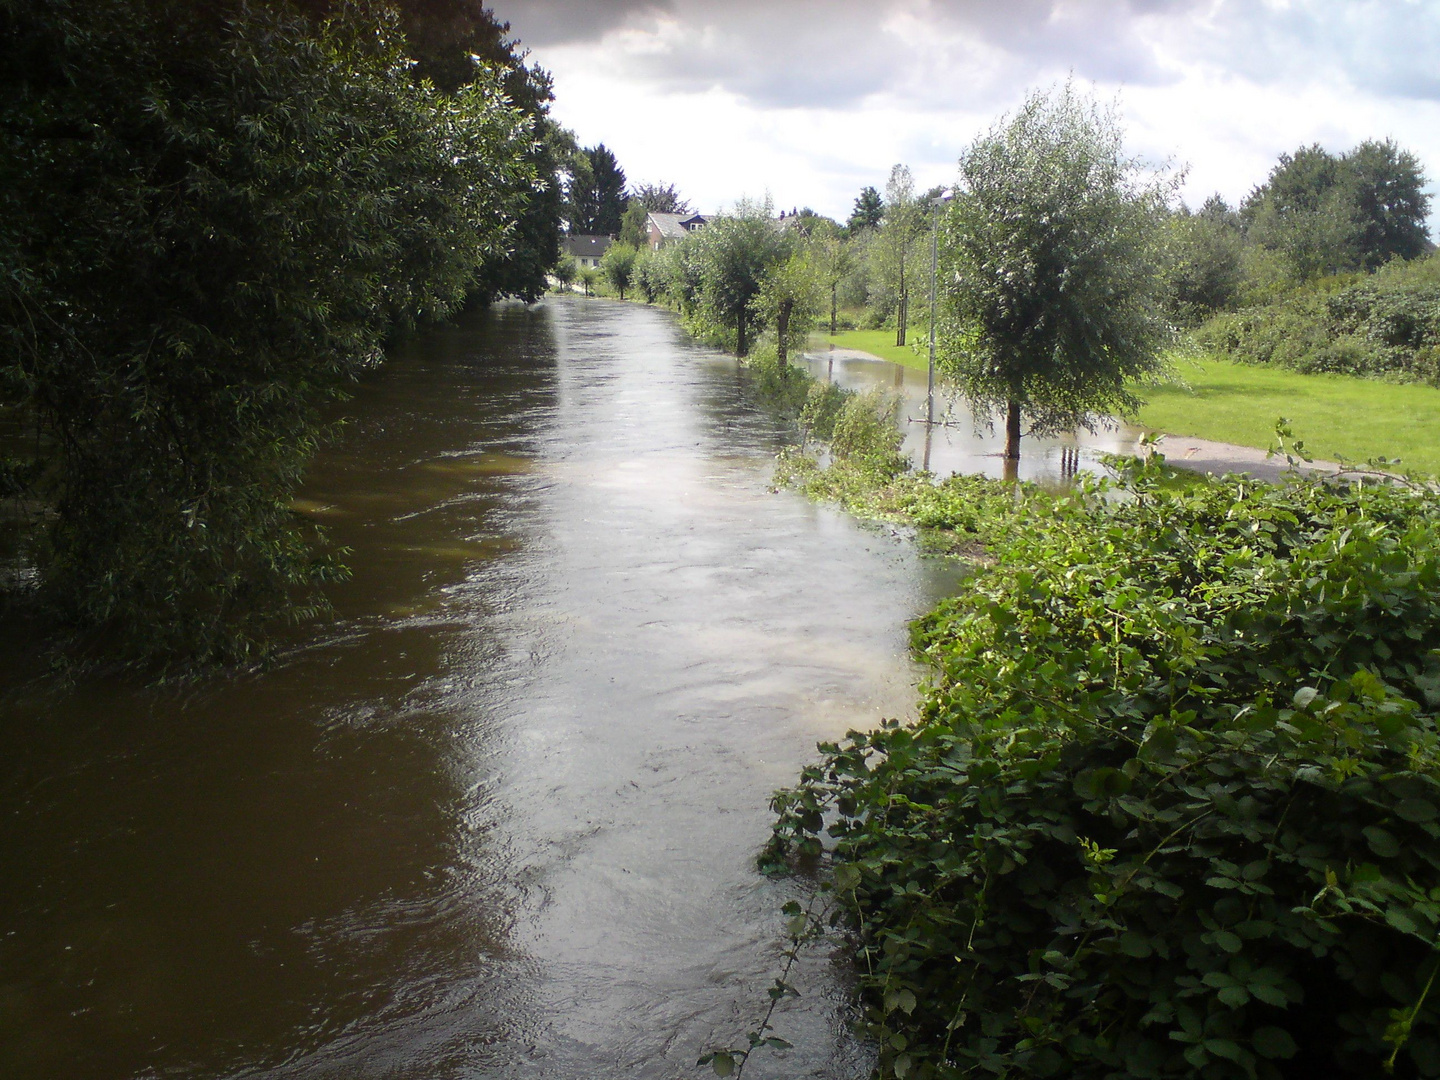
[567,143,627,235]
[1243,140,1431,279]
[296,0,566,302]
[600,243,638,300]
[0,0,537,665]
[632,182,693,215]
[680,199,793,356]
[848,186,884,232]
[938,85,1174,461]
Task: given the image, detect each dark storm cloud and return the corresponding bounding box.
[490,0,673,46]
[494,0,1184,106]
[491,0,1440,107]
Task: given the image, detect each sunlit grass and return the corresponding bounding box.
[1136,355,1440,475]
[814,329,930,371]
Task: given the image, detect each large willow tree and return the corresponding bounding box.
[0,0,536,665]
[938,86,1174,462]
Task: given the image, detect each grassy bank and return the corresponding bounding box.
[1136,355,1440,474]
[813,329,930,371]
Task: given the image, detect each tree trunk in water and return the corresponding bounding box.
[1004,399,1022,461]
[776,298,793,379]
[830,285,837,335]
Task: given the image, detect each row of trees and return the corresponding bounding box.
[1166,139,1431,322]
[590,88,1175,466]
[738,138,1431,348]
[0,0,557,665]
[585,198,822,363]
[626,105,1431,464]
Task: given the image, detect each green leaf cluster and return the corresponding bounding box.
[768,462,1440,1078]
[0,0,537,665]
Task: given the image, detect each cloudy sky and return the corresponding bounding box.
[492,0,1440,223]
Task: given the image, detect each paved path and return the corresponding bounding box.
[1122,433,1344,485]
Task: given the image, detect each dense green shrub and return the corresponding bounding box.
[1196,255,1440,383]
[828,388,907,478]
[768,462,1440,1079]
[0,0,535,664]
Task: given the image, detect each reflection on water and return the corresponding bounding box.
[802,347,1149,484]
[0,299,967,1079]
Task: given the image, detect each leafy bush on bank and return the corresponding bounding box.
[0,1,537,666]
[768,461,1440,1079]
[1197,255,1440,383]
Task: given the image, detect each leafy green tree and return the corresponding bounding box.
[617,199,648,248]
[600,243,638,300]
[301,0,567,301]
[630,247,663,302]
[938,85,1174,462]
[847,185,884,232]
[1165,196,1245,323]
[1243,145,1360,281]
[807,226,855,334]
[653,235,706,315]
[552,253,578,291]
[632,181,692,214]
[578,266,599,296]
[567,143,627,235]
[1344,139,1431,268]
[0,0,534,664]
[753,253,822,373]
[872,164,924,344]
[1242,140,1431,280]
[687,198,793,355]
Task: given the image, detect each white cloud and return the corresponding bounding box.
[496,0,1440,224]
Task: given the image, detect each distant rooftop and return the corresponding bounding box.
[562,234,612,258]
[646,212,707,240]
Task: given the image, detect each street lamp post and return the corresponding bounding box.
[926,190,953,428]
[925,190,952,471]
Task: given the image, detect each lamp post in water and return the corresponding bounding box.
[924,189,953,471]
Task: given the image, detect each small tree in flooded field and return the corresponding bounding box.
[551,254,578,291]
[807,226,854,335]
[689,198,792,356]
[753,254,821,376]
[938,85,1174,462]
[600,242,638,299]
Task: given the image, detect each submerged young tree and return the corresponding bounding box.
[687,198,792,356]
[873,165,923,345]
[753,253,822,374]
[600,243,638,300]
[938,85,1174,462]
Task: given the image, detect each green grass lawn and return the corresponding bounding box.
[1136,356,1440,475]
[814,329,931,371]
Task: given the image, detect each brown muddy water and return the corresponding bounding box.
[0,298,999,1080]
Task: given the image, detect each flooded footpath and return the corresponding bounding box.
[0,298,983,1079]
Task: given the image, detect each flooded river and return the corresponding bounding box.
[0,298,986,1080]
